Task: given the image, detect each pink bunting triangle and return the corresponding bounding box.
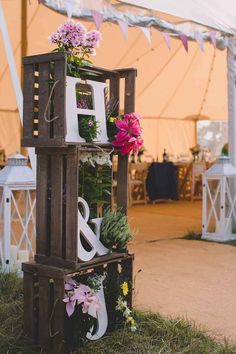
[210,32,216,47]
[118,20,128,40]
[139,27,151,45]
[179,34,188,52]
[91,10,103,30]
[161,32,171,50]
[194,31,204,52]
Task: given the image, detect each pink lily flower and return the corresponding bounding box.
[63,291,78,317]
[112,112,143,156]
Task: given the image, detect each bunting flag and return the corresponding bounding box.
[210,32,216,47]
[64,0,75,18]
[139,26,151,45]
[118,20,128,40]
[194,31,204,52]
[161,32,171,50]
[179,33,188,52]
[92,10,103,30]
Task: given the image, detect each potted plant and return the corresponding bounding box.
[49,20,101,142]
[100,209,134,252]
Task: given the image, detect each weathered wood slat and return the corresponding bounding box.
[22,261,64,279]
[23,272,35,340]
[38,277,50,348]
[65,151,78,262]
[22,137,66,147]
[116,155,129,214]
[123,69,136,114]
[33,252,131,272]
[23,64,35,139]
[36,154,48,255]
[36,146,77,155]
[33,255,76,273]
[109,74,120,116]
[23,52,67,65]
[116,69,137,214]
[54,60,66,138]
[23,254,133,278]
[51,155,63,258]
[52,278,65,351]
[38,62,50,139]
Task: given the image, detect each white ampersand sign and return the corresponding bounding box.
[77,197,109,261]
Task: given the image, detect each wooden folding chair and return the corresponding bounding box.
[128,162,148,206]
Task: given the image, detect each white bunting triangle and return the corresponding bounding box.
[194,31,204,52]
[139,26,151,45]
[210,32,216,47]
[64,0,75,18]
[161,32,171,50]
[118,20,128,40]
[92,10,103,30]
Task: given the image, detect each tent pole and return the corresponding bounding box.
[20,0,28,157]
[227,37,236,167]
[21,0,27,86]
[0,1,36,177]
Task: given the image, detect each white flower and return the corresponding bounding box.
[93,152,112,166]
[79,152,92,163]
[124,308,132,317]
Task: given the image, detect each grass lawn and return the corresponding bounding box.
[1,272,236,354]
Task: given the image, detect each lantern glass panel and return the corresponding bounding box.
[0,186,4,263]
[10,189,36,258]
[206,179,221,233]
[225,177,236,233]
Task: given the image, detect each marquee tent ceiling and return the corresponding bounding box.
[0,0,227,120]
[119,0,236,34]
[0,0,229,157]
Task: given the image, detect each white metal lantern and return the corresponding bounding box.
[0,153,36,271]
[202,156,236,242]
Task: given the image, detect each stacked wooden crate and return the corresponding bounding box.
[22,52,136,353]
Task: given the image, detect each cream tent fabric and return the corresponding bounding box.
[120,0,236,34]
[0,0,228,159]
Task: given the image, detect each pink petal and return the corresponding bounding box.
[121,144,133,155]
[115,119,129,131]
[115,131,131,143]
[66,301,75,317]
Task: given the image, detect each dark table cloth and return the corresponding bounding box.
[146,162,178,201]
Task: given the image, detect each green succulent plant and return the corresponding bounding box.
[100,209,134,251]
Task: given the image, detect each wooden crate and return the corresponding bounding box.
[22,51,136,148]
[35,145,132,269]
[22,253,134,353]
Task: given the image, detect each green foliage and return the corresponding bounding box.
[183,230,202,240]
[80,312,236,354]
[100,209,134,250]
[107,117,118,142]
[87,273,105,292]
[79,115,100,143]
[79,164,112,218]
[0,271,39,353]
